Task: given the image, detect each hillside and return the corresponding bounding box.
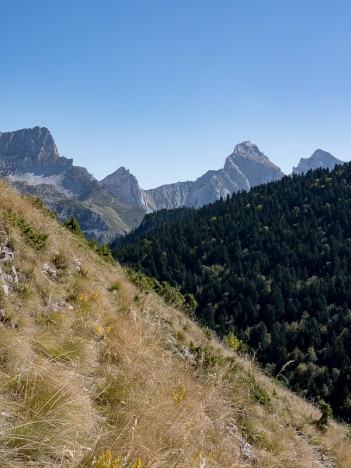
[114,163,351,423]
[0,181,350,466]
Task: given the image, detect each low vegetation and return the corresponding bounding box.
[0,180,350,467]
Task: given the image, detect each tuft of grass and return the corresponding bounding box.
[107,281,121,292]
[3,365,98,462]
[21,194,56,219]
[241,419,274,452]
[189,342,222,369]
[13,282,31,296]
[51,251,68,271]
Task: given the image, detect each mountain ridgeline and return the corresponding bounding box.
[102,141,285,211]
[0,127,145,242]
[0,127,345,243]
[114,163,351,421]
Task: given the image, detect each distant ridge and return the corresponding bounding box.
[292,149,344,175]
[1,126,347,240]
[102,141,285,211]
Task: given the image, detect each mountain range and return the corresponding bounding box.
[0,127,145,242]
[0,126,345,240]
[101,140,285,211]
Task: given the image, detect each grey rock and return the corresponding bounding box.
[100,167,156,212]
[146,181,193,210]
[104,141,283,211]
[292,149,344,175]
[0,245,15,263]
[225,141,284,187]
[42,263,59,279]
[0,126,72,172]
[0,127,145,242]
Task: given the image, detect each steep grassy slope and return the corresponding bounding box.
[0,181,350,467]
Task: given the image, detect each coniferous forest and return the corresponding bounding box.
[113,164,351,421]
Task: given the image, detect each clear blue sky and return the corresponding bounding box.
[1,0,351,188]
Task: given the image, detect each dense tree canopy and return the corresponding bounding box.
[113,164,351,421]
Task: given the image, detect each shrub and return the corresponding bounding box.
[63,216,83,237]
[7,209,48,250]
[189,342,222,369]
[315,398,333,430]
[224,331,242,351]
[51,251,68,270]
[22,194,56,218]
[89,240,114,262]
[247,374,271,406]
[125,267,196,313]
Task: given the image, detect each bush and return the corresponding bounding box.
[7,209,48,250]
[63,216,83,237]
[125,267,197,313]
[88,239,114,262]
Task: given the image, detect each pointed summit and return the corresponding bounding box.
[232,141,265,159]
[225,141,284,187]
[102,141,285,211]
[292,149,343,175]
[100,167,155,212]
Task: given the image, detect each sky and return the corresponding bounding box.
[1,0,351,189]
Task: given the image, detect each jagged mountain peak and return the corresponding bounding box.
[102,142,284,211]
[230,141,276,166]
[101,166,141,194]
[310,148,341,162]
[232,140,262,157]
[292,149,343,175]
[224,141,284,187]
[0,126,60,161]
[100,166,155,213]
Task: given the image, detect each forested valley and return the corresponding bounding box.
[113,164,351,422]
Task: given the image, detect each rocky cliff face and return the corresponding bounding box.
[292,149,343,175]
[225,141,284,187]
[103,141,284,210]
[0,127,144,242]
[146,181,193,209]
[100,167,156,213]
[0,126,72,171]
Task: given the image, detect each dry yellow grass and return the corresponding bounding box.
[0,180,350,467]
